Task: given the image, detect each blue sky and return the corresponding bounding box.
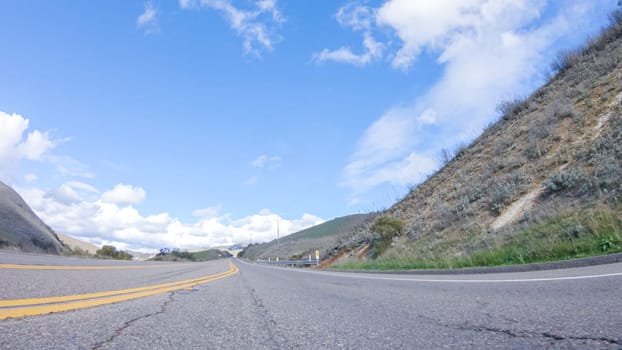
[0,0,618,251]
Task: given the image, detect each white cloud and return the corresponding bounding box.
[314,2,384,66]
[101,184,146,204]
[137,1,159,35]
[313,32,384,66]
[250,154,281,168]
[336,2,374,31]
[0,111,57,181]
[417,109,438,125]
[17,183,324,252]
[348,106,419,168]
[180,0,285,56]
[47,155,94,179]
[376,0,484,69]
[24,173,37,183]
[256,0,284,23]
[17,130,55,160]
[342,106,440,192]
[192,206,222,218]
[66,181,99,194]
[45,181,100,206]
[341,0,612,198]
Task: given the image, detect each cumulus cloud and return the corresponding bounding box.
[192,206,222,218]
[376,0,485,69]
[137,1,159,34]
[180,0,285,56]
[17,183,324,252]
[0,111,57,181]
[101,184,146,204]
[44,181,99,206]
[341,0,613,197]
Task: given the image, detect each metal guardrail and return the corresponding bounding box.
[256,259,319,267]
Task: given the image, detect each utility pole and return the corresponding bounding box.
[276,217,280,248]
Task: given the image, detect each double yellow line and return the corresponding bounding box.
[0,263,194,270]
[0,261,239,320]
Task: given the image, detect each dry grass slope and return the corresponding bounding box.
[332,11,622,269]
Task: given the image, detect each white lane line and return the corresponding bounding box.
[238,260,622,283]
[315,271,622,283]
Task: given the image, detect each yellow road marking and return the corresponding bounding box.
[0,267,233,308]
[0,261,239,320]
[0,263,195,270]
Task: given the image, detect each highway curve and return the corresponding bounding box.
[1,251,621,349]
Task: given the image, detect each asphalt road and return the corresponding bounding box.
[1,251,621,349]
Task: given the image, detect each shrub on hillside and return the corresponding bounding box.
[550,50,582,74]
[489,183,514,215]
[63,246,91,257]
[431,201,457,231]
[524,120,553,160]
[370,216,405,257]
[546,99,577,120]
[372,216,405,240]
[544,168,585,193]
[497,98,530,121]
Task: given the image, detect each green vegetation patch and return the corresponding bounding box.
[191,249,231,261]
[283,214,370,242]
[370,216,405,258]
[96,245,133,260]
[334,206,622,270]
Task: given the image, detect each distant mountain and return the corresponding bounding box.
[239,214,375,261]
[191,249,232,261]
[57,233,99,255]
[0,181,64,254]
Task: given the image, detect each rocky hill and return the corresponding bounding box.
[0,181,64,254]
[329,12,622,269]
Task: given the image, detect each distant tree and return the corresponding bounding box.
[96,245,133,260]
[97,245,117,257]
[171,249,194,261]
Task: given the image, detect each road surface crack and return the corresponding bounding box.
[239,272,287,349]
[541,332,621,346]
[458,324,621,346]
[91,291,176,350]
[418,315,621,347]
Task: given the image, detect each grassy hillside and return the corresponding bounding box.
[239,214,374,261]
[151,248,231,262]
[191,249,232,261]
[331,11,622,269]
